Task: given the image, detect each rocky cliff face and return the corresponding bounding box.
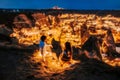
[0,24,12,43]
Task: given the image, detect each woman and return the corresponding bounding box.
[62,42,72,61]
[39,35,46,61]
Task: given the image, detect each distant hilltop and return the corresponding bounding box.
[52,6,64,10]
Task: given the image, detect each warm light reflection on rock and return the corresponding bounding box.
[103,57,120,66]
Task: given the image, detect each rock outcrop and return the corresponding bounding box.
[13,14,32,28]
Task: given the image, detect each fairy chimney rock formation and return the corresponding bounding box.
[13,14,32,28]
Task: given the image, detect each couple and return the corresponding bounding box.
[39,35,72,62]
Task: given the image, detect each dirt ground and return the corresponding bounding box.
[0,46,120,80]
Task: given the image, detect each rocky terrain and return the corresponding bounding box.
[0,9,120,80]
[0,49,120,80]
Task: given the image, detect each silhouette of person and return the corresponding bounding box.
[62,42,72,61]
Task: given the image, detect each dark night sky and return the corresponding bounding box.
[0,0,120,10]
